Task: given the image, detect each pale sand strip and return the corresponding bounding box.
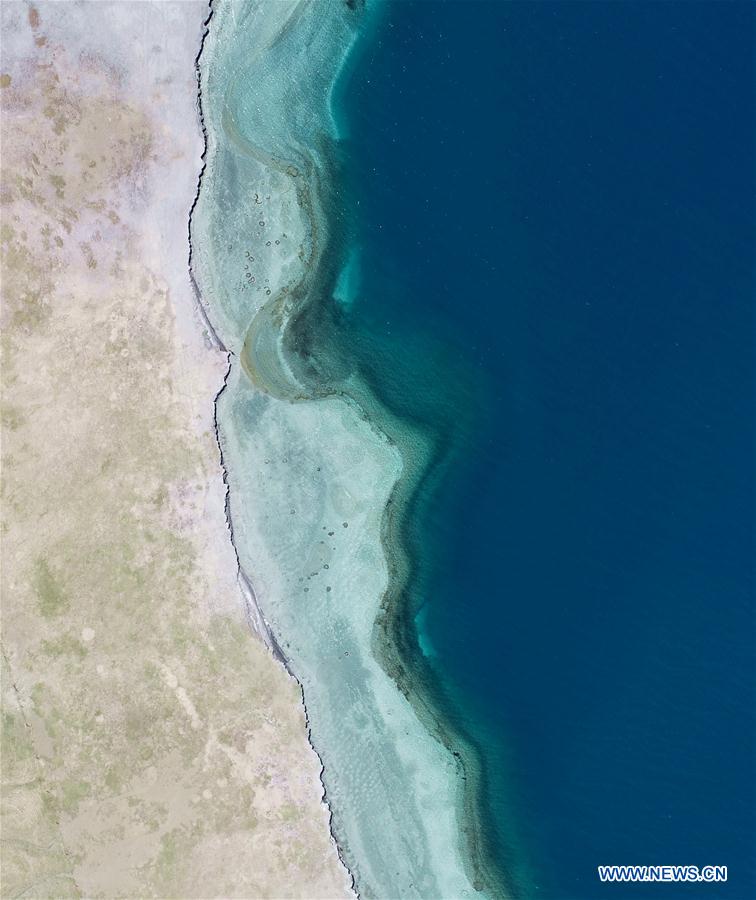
[0,2,352,897]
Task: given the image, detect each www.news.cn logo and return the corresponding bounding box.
[598,865,727,883]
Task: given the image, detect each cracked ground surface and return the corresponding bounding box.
[0,3,352,897]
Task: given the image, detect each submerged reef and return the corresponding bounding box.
[192,1,521,897]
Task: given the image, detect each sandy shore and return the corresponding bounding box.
[0,2,352,896]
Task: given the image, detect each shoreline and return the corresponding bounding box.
[189,6,358,889]
[1,1,352,895]
[191,0,519,896]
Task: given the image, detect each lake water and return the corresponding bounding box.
[336,2,755,896]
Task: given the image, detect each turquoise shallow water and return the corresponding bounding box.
[193,2,494,897]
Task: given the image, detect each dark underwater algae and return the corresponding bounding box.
[236,178,517,892]
[285,293,521,900]
[276,89,524,900]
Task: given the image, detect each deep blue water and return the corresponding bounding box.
[337,2,755,897]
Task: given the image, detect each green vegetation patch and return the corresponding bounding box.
[32,558,69,618]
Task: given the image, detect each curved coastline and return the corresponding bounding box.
[191,1,520,896]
